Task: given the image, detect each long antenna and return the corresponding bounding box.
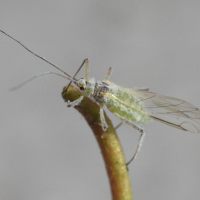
[10,71,76,91]
[0,30,72,78]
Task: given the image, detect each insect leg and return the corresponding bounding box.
[126,130,145,166]
[99,103,109,131]
[114,122,123,130]
[137,88,149,91]
[116,116,145,165]
[104,67,113,81]
[64,59,89,94]
[66,96,84,107]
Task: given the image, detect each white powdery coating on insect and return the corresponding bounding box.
[114,101,120,107]
[110,83,119,94]
[116,103,143,122]
[120,106,126,112]
[99,107,108,131]
[86,77,95,95]
[72,96,84,107]
[77,78,86,88]
[106,81,152,124]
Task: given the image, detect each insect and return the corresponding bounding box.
[1,30,200,164]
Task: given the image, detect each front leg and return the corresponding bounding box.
[66,96,84,107]
[99,103,109,131]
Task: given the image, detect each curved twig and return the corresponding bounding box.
[62,85,133,200]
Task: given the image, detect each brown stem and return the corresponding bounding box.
[62,85,133,200]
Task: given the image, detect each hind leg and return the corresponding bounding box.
[116,116,145,165]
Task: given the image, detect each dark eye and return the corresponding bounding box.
[80,87,84,90]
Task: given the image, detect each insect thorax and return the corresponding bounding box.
[75,78,110,103]
[93,81,110,102]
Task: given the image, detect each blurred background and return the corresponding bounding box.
[1,1,200,200]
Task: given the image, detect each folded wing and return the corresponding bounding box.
[131,90,200,133]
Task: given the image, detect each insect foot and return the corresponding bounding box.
[101,122,109,131]
[92,121,109,131]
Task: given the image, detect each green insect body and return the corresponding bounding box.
[105,81,152,124]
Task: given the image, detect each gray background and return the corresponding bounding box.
[1,1,200,200]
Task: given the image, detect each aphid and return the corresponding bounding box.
[1,30,200,165]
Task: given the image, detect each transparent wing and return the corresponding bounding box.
[131,89,200,133]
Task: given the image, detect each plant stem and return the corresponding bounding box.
[62,85,133,200]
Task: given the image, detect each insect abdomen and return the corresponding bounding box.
[105,82,151,124]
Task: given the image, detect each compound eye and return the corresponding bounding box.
[80,87,84,90]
